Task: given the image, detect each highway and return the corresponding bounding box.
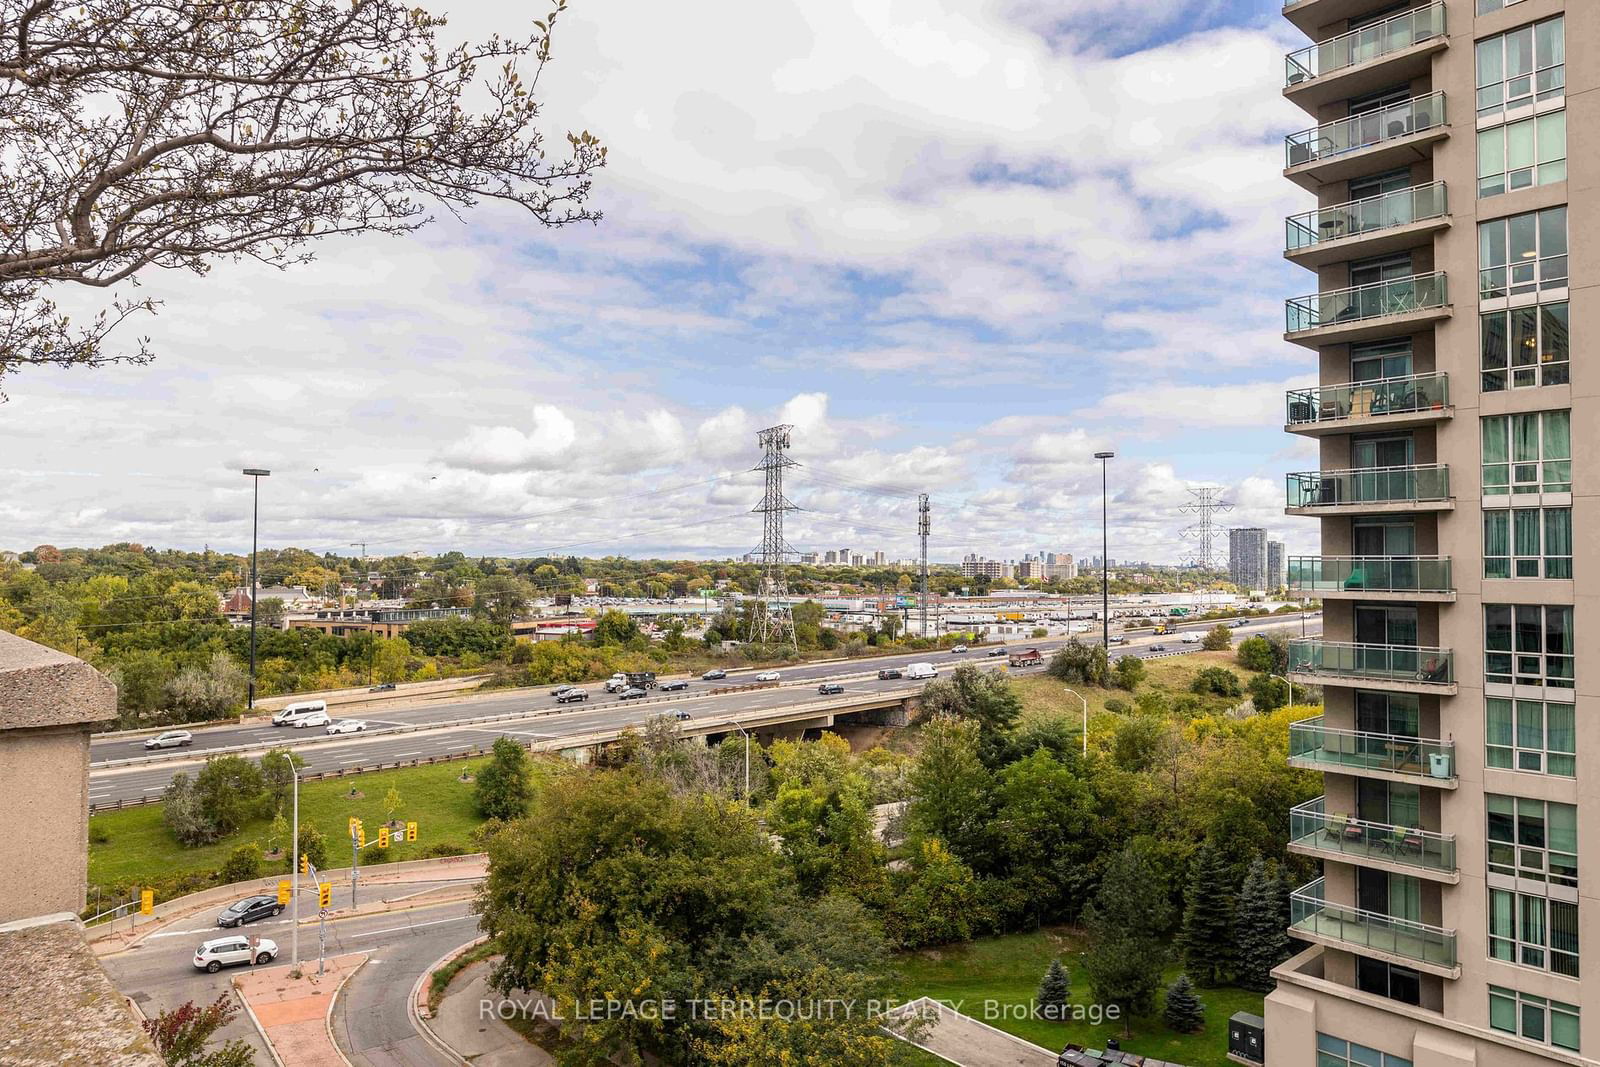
[89,615,1320,808]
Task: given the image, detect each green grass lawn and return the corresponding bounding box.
[87,756,553,895]
[1011,649,1242,722]
[893,928,1262,1067]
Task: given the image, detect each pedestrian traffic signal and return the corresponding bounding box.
[300,852,309,874]
[277,880,291,905]
[406,821,418,842]
[317,882,331,909]
[139,889,153,915]
[378,827,390,849]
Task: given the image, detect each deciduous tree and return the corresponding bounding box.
[474,736,535,820]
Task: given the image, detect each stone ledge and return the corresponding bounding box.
[0,629,117,731]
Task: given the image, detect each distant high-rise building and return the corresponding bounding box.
[1228,528,1268,590]
[873,550,886,566]
[1017,557,1045,580]
[960,554,1012,580]
[822,550,837,565]
[1266,540,1286,591]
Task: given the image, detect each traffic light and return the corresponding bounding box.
[139,889,153,915]
[277,880,291,905]
[378,827,390,849]
[348,815,361,836]
[317,882,331,909]
[406,821,418,842]
[300,852,309,875]
[356,824,366,849]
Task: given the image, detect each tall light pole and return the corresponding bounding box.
[724,719,751,806]
[289,760,300,975]
[243,468,271,710]
[1063,687,1089,759]
[1093,451,1115,651]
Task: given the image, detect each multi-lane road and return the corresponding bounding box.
[89,615,1320,809]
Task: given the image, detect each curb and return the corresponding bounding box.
[408,936,489,1065]
[324,955,370,1067]
[233,981,289,1067]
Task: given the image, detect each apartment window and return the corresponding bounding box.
[1476,0,1529,12]
[1481,411,1571,494]
[1480,302,1567,390]
[1484,507,1572,578]
[1350,338,1413,381]
[1356,957,1421,1006]
[1490,889,1579,976]
[1316,1034,1412,1067]
[1487,795,1577,887]
[1487,698,1576,777]
[1480,207,1568,298]
[1476,18,1565,119]
[1478,113,1566,198]
[1485,604,1574,689]
[1490,986,1579,1052]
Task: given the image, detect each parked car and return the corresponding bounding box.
[673,710,693,721]
[143,730,193,750]
[194,935,278,972]
[368,682,397,692]
[660,679,690,691]
[877,668,903,680]
[817,682,845,695]
[619,687,648,700]
[325,719,367,735]
[550,684,575,697]
[754,671,781,682]
[950,644,968,653]
[272,700,327,726]
[216,895,282,928]
[701,668,728,680]
[291,710,331,729]
[986,647,1008,657]
[556,687,589,704]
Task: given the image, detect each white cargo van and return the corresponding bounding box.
[273,699,328,726]
[906,662,938,680]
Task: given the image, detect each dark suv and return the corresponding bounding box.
[877,668,902,680]
[818,682,845,695]
[217,894,282,928]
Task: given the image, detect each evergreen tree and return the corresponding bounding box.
[1235,856,1292,992]
[1179,840,1237,986]
[1036,958,1071,1021]
[1084,847,1172,1028]
[1163,974,1205,1034]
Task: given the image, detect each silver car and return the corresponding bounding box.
[143,730,193,750]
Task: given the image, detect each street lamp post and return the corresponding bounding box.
[289,761,300,975]
[1063,687,1089,759]
[1093,451,1115,650]
[242,469,271,710]
[725,720,751,806]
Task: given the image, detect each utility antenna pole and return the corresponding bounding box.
[349,542,368,559]
[748,424,799,647]
[1178,486,1234,570]
[917,494,930,638]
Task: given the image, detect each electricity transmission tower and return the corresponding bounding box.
[1178,486,1233,570]
[748,424,799,647]
[917,494,930,638]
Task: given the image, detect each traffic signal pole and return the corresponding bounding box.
[290,766,300,975]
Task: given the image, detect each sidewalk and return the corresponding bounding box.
[429,958,554,1066]
[235,952,367,1066]
[887,998,1057,1067]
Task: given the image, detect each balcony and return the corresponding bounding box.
[1287,556,1454,602]
[1285,371,1450,435]
[1290,877,1459,976]
[1288,640,1456,695]
[1289,716,1457,787]
[1285,272,1449,346]
[1285,93,1447,190]
[1289,797,1457,882]
[1282,0,1415,35]
[1285,465,1451,515]
[1285,183,1449,267]
[1285,4,1448,111]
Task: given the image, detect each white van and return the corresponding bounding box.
[272,700,328,726]
[906,662,938,680]
[1180,632,1203,644]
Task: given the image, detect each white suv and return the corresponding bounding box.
[194,936,278,972]
[291,710,331,728]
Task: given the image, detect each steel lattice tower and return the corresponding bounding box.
[1178,486,1233,570]
[748,424,799,646]
[917,494,930,638]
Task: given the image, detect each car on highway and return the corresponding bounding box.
[291,709,331,728]
[1231,619,1247,628]
[618,687,648,700]
[143,730,193,750]
[272,700,327,726]
[817,682,845,695]
[753,671,781,682]
[986,648,1008,657]
[325,719,367,735]
[1150,644,1168,652]
[194,935,278,972]
[877,668,903,680]
[368,682,397,692]
[1181,632,1203,644]
[550,684,576,697]
[216,895,283,928]
[1110,636,1129,645]
[701,668,728,680]
[673,710,693,721]
[950,644,968,653]
[660,679,690,692]
[556,687,589,704]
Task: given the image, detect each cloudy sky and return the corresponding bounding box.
[0,0,1322,565]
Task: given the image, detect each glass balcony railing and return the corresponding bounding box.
[1286,272,1447,332]
[1290,796,1457,875]
[1285,371,1448,427]
[1285,3,1447,87]
[1289,640,1454,686]
[1289,716,1456,780]
[1287,92,1446,169]
[1287,556,1453,596]
[1286,465,1450,509]
[1286,182,1447,253]
[1291,877,1457,968]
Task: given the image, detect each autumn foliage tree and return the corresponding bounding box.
[0,0,605,386]
[141,995,252,1067]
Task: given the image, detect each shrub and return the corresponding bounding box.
[89,822,111,845]
[1190,667,1242,698]
[1236,635,1285,673]
[475,737,535,820]
[423,842,469,858]
[1200,624,1232,651]
[1247,672,1290,712]
[1112,655,1146,690]
[219,843,263,884]
[1103,698,1128,715]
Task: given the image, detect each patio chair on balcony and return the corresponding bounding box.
[1400,828,1426,857]
[1342,567,1369,591]
[1324,812,1352,843]
[1416,657,1450,684]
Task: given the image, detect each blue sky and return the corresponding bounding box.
[0,0,1324,564]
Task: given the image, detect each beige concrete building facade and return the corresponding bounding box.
[1268,0,1596,1064]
